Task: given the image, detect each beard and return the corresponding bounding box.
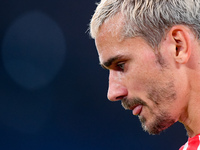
[139,110,175,135]
[121,79,177,135]
[143,79,177,135]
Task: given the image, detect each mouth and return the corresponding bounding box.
[121,98,145,116]
[131,105,143,116]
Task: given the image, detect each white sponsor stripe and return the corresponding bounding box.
[197,135,200,150]
[183,142,188,150]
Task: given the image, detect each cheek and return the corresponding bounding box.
[124,54,164,95]
[125,68,151,93]
[125,67,167,103]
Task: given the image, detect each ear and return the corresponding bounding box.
[168,25,192,64]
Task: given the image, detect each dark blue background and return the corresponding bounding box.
[0,0,187,149]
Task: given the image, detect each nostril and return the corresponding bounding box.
[107,72,128,101]
[107,85,128,101]
[116,96,125,101]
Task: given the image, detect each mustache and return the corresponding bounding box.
[121,97,147,110]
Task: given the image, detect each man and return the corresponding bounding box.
[89,0,200,149]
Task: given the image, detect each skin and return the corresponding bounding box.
[94,14,200,137]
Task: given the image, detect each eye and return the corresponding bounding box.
[116,62,125,71]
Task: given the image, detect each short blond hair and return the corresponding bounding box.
[90,0,200,47]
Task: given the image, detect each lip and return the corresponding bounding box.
[131,105,143,116]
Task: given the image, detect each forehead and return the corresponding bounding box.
[95,16,158,69]
[95,14,125,62]
[96,13,124,42]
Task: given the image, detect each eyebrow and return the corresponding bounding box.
[100,55,124,69]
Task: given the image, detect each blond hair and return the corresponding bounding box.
[90,0,200,47]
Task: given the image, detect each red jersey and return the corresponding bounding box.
[179,134,200,150]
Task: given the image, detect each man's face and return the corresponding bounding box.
[95,15,186,135]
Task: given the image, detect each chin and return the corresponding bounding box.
[139,115,175,135]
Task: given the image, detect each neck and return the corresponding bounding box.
[179,74,200,138]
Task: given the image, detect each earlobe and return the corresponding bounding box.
[170,26,191,64]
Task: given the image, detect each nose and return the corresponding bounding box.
[107,71,128,101]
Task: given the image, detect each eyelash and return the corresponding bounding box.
[116,62,125,71]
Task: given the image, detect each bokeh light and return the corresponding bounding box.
[2,11,66,90]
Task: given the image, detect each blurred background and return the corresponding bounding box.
[0,0,187,149]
